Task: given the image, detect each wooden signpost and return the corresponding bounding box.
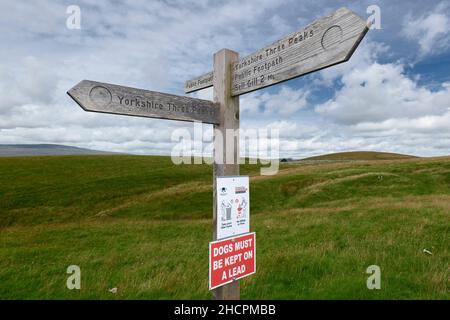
[68,80,220,124]
[185,7,368,96]
[185,72,214,94]
[67,6,369,301]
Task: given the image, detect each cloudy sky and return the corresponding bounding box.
[1,0,450,158]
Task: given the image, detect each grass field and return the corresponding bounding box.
[302,151,417,161]
[0,155,449,299]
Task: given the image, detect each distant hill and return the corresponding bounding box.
[0,144,119,157]
[302,151,418,161]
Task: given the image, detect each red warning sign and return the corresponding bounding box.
[209,232,256,290]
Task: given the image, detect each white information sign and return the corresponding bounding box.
[216,176,250,240]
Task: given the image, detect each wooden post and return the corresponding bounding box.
[212,48,240,300]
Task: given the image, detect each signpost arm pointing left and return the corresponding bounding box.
[67,80,220,124]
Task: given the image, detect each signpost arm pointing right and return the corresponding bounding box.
[185,7,369,97]
[212,48,240,300]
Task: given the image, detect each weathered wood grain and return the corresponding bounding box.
[68,80,220,124]
[185,7,369,96]
[185,71,214,93]
[231,7,369,96]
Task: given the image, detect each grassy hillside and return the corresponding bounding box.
[303,151,417,161]
[0,155,448,299]
[0,144,119,157]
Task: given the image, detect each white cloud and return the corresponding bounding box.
[1,1,450,159]
[0,56,58,113]
[0,0,286,154]
[269,15,291,36]
[402,3,450,56]
[240,86,309,117]
[191,85,308,118]
[315,63,450,125]
[316,41,390,87]
[311,59,450,157]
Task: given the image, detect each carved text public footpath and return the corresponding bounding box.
[232,28,315,93]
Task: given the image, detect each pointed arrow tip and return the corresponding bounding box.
[66,81,89,112]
